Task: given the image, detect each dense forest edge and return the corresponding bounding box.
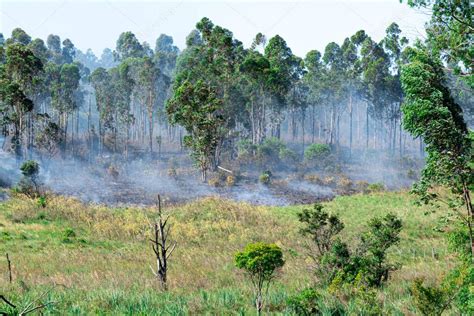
[0,0,473,314]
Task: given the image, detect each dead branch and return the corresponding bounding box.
[150,194,177,291]
[5,254,12,284]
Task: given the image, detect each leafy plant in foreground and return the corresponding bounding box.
[235,242,284,315]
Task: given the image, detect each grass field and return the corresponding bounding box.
[0,190,456,315]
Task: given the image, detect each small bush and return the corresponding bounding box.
[287,288,321,315]
[208,177,221,187]
[355,181,369,193]
[298,204,402,288]
[367,182,385,193]
[37,196,47,208]
[259,170,272,185]
[226,175,236,187]
[304,174,323,185]
[337,177,353,192]
[62,228,77,243]
[16,160,41,198]
[411,278,450,316]
[257,138,285,159]
[304,144,331,164]
[279,147,299,165]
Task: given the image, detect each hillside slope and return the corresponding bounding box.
[0,191,454,314]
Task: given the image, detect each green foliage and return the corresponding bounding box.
[167,79,223,181]
[297,203,344,256]
[235,242,284,313]
[401,46,473,260]
[411,278,450,316]
[17,160,41,198]
[304,144,331,168]
[259,170,272,185]
[403,0,473,88]
[367,182,385,193]
[37,195,47,208]
[257,137,285,161]
[235,242,284,281]
[298,204,402,287]
[286,288,321,315]
[20,160,39,177]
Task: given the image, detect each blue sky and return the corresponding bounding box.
[0,0,429,57]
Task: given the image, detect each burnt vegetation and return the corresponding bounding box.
[0,0,473,314]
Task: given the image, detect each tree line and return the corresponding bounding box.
[0,20,453,169]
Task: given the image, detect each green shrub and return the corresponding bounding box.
[304,144,331,162]
[411,278,450,316]
[16,160,41,198]
[367,182,385,193]
[257,138,285,159]
[298,204,402,288]
[259,170,272,185]
[287,288,321,315]
[279,147,299,165]
[37,196,47,208]
[62,228,77,243]
[235,242,284,314]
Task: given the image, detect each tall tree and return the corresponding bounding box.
[0,42,42,157]
[115,32,144,61]
[401,47,473,261]
[167,80,223,182]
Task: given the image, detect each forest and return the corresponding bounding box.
[0,0,473,315]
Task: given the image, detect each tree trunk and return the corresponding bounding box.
[148,93,154,157]
[349,93,353,159]
[366,103,369,149]
[462,183,474,262]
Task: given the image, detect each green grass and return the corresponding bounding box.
[0,191,456,314]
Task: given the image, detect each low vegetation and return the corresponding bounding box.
[0,190,463,314]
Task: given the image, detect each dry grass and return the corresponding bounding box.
[0,190,456,314]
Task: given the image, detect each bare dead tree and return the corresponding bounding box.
[149,194,176,291]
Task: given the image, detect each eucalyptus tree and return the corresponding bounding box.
[240,50,272,145]
[49,63,81,151]
[110,60,135,156]
[136,56,158,156]
[46,34,62,64]
[153,34,179,142]
[154,34,179,77]
[381,23,408,155]
[322,42,347,146]
[265,35,301,141]
[401,46,473,261]
[114,32,144,61]
[90,67,114,155]
[167,80,223,182]
[61,39,75,64]
[99,48,117,68]
[28,39,50,63]
[359,36,391,149]
[303,50,326,143]
[169,18,245,169]
[8,28,31,46]
[342,30,367,156]
[0,42,42,157]
[404,0,473,87]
